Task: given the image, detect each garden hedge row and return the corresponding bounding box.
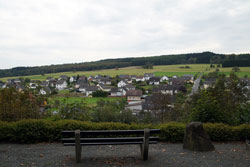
[0,119,249,143]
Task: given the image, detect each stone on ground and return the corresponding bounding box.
[183,122,215,152]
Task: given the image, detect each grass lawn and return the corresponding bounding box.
[1,64,250,81]
[48,96,125,107]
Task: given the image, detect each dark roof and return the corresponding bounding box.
[40,81,49,86]
[152,85,170,92]
[149,77,161,82]
[78,76,87,81]
[16,84,26,90]
[124,84,135,89]
[126,90,143,96]
[79,83,89,88]
[60,75,68,80]
[119,75,130,79]
[111,87,119,92]
[43,86,51,93]
[56,80,66,85]
[76,80,88,84]
[98,83,112,89]
[86,86,99,91]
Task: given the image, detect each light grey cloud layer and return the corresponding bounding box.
[0,0,250,69]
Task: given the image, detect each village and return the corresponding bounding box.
[1,71,250,117]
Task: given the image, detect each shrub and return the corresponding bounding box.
[0,120,249,143]
[159,122,185,142]
[203,123,239,141]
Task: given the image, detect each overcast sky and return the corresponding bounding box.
[0,0,250,69]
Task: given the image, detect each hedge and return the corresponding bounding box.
[0,119,249,143]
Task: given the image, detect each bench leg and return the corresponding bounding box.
[142,128,150,160]
[75,130,81,163]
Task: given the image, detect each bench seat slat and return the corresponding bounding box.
[62,137,159,143]
[64,141,158,146]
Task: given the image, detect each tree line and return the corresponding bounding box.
[1,51,250,78]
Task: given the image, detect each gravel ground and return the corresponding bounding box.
[0,142,250,167]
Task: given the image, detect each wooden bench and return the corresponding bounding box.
[62,129,160,163]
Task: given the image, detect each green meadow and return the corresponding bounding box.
[1,64,250,81]
[48,96,125,107]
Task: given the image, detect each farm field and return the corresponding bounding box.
[1,64,250,81]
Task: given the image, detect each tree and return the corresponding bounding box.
[0,88,44,121]
[189,73,249,125]
[92,90,108,97]
[58,101,91,121]
[151,93,172,123]
[142,62,153,69]
[232,66,240,72]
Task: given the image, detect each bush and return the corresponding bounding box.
[92,90,108,97]
[159,122,185,142]
[0,120,249,143]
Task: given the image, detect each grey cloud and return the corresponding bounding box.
[0,0,250,69]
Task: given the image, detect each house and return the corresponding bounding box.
[0,82,4,89]
[78,83,89,93]
[118,80,127,88]
[14,78,22,84]
[142,95,156,112]
[180,74,194,84]
[124,84,136,91]
[40,81,49,87]
[69,76,77,83]
[59,75,68,81]
[136,76,145,82]
[125,102,142,114]
[78,75,87,81]
[172,75,178,79]
[40,86,52,95]
[99,77,112,85]
[86,86,99,96]
[48,80,55,87]
[126,89,143,102]
[75,80,88,89]
[29,83,38,89]
[152,85,177,95]
[142,94,175,112]
[55,80,67,90]
[149,77,161,85]
[169,78,185,86]
[182,74,194,81]
[46,77,55,82]
[16,84,26,92]
[97,84,112,92]
[119,75,130,81]
[131,75,137,80]
[3,82,15,88]
[160,76,169,82]
[110,88,126,97]
[144,73,155,81]
[203,78,216,89]
[88,76,95,82]
[240,78,250,90]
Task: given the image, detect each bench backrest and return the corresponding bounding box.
[62,129,160,146]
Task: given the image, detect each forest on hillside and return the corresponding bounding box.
[1,51,250,78]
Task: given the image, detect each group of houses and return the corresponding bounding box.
[0,73,197,114]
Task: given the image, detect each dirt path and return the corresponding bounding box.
[0,142,250,167]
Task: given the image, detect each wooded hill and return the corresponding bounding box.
[1,51,250,78]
